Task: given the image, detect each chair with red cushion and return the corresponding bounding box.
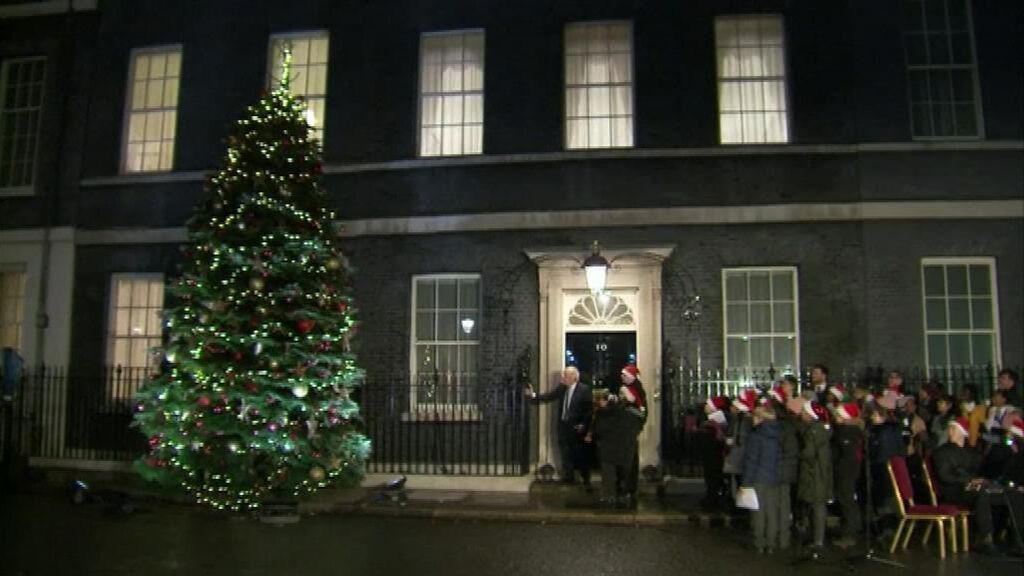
[886,455,959,558]
[920,456,971,552]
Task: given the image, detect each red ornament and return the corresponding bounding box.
[296,319,316,334]
[148,435,161,448]
[234,352,243,361]
[197,396,211,407]
[245,381,258,393]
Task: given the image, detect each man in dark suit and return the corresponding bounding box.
[933,417,995,553]
[526,366,593,485]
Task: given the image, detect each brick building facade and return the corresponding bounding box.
[1,0,1021,475]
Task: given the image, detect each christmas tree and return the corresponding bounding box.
[132,49,370,511]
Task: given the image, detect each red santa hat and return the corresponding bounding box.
[706,396,729,412]
[732,389,757,413]
[769,386,788,405]
[836,402,860,421]
[621,365,640,378]
[949,417,969,438]
[619,383,645,408]
[828,383,847,402]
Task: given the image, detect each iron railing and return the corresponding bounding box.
[0,367,530,477]
[359,375,530,476]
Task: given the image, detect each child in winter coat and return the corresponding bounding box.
[588,391,642,507]
[831,402,864,549]
[701,396,730,509]
[797,399,833,555]
[741,405,783,554]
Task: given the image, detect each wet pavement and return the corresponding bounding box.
[2,485,1022,576]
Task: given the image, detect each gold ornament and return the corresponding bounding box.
[292,383,309,398]
[326,258,341,270]
[249,277,265,291]
[309,466,326,482]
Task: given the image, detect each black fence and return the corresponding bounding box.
[660,364,1015,478]
[0,366,148,465]
[0,366,530,478]
[359,375,530,476]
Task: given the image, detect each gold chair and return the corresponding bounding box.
[886,455,959,558]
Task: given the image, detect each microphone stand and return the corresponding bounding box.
[845,423,904,569]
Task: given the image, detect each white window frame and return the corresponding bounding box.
[921,257,1001,377]
[106,273,165,398]
[409,273,481,419]
[267,30,330,146]
[722,266,800,380]
[563,20,635,150]
[120,45,182,174]
[0,266,27,352]
[0,56,46,196]
[714,14,790,144]
[902,0,984,140]
[417,29,485,157]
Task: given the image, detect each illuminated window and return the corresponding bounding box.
[723,267,799,376]
[123,47,181,172]
[564,21,634,149]
[419,30,484,157]
[0,270,26,351]
[107,274,164,375]
[411,275,480,407]
[715,15,789,144]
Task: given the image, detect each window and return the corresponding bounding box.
[411,275,480,408]
[107,274,164,378]
[723,267,799,377]
[922,258,999,379]
[0,57,46,192]
[269,32,329,145]
[902,0,982,138]
[715,15,789,144]
[564,21,633,149]
[0,270,26,351]
[419,30,484,157]
[123,47,181,173]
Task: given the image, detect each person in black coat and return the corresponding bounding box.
[526,366,593,486]
[1001,417,1024,553]
[741,405,783,554]
[932,417,995,552]
[867,404,903,531]
[588,391,642,506]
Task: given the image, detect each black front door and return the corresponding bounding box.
[565,331,637,393]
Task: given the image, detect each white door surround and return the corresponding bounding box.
[526,245,674,474]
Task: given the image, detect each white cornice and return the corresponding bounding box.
[14,199,1019,244]
[0,0,96,18]
[341,200,1024,237]
[77,140,1024,187]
